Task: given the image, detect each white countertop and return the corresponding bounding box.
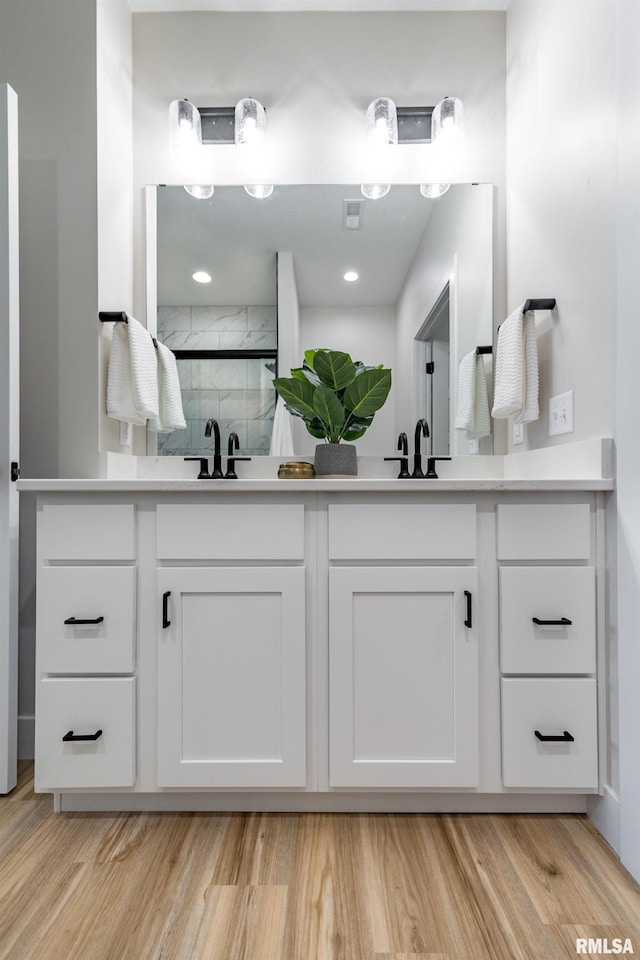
[16,438,614,493]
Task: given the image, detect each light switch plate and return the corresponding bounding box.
[513,422,524,445]
[549,390,574,436]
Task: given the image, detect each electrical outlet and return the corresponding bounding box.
[119,421,132,447]
[513,422,524,445]
[549,390,574,436]
[468,438,480,454]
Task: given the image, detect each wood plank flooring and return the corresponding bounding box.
[1,763,639,959]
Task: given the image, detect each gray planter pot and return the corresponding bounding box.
[314,443,358,477]
[314,442,358,477]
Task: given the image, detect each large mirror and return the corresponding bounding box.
[147,183,493,458]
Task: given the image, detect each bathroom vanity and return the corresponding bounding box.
[20,442,613,813]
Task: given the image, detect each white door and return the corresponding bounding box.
[157,567,306,788]
[329,566,478,788]
[0,85,19,794]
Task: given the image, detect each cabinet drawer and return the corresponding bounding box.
[501,678,597,789]
[328,503,476,560]
[157,504,304,560]
[37,566,136,674]
[35,677,135,790]
[497,504,591,560]
[499,567,596,674]
[40,504,136,560]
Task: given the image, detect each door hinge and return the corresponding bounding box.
[10,462,19,482]
[425,361,435,374]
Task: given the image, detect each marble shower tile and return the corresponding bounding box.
[247,305,277,331]
[157,306,191,333]
[192,306,248,332]
[219,330,277,350]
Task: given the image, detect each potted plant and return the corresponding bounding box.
[273,348,392,476]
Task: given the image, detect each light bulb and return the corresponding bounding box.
[235,98,267,150]
[420,183,451,199]
[169,99,202,151]
[192,271,212,284]
[244,184,274,199]
[431,97,464,143]
[366,98,398,147]
[184,185,214,200]
[361,184,391,200]
[344,271,359,282]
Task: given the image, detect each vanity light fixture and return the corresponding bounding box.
[169,99,202,150]
[192,270,212,284]
[420,183,451,199]
[234,97,273,199]
[344,271,359,282]
[361,184,391,200]
[244,184,274,199]
[184,185,214,200]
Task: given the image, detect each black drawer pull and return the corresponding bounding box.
[62,729,103,742]
[64,616,104,625]
[534,730,574,742]
[464,590,472,628]
[162,591,171,629]
[532,617,572,626]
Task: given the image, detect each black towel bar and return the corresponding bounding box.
[523,298,556,312]
[476,345,493,355]
[99,311,128,323]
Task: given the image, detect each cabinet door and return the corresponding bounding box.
[330,566,478,788]
[157,567,306,788]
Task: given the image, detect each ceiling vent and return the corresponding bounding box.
[343,199,364,231]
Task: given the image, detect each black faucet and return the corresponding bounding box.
[412,419,430,478]
[204,418,224,478]
[225,432,252,479]
[384,432,410,478]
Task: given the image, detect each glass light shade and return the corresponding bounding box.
[169,99,202,150]
[361,183,391,200]
[184,185,214,200]
[420,183,451,199]
[431,97,464,142]
[244,184,274,199]
[235,97,267,149]
[366,97,398,147]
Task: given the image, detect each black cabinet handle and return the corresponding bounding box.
[532,617,573,626]
[62,729,103,742]
[162,591,171,629]
[64,616,104,625]
[534,730,574,742]
[464,590,472,628]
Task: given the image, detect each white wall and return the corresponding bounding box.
[613,0,640,884]
[298,305,395,455]
[505,0,617,452]
[395,183,493,454]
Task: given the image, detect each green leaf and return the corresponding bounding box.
[313,350,357,390]
[290,367,306,381]
[273,377,317,420]
[301,360,321,386]
[304,349,318,369]
[305,418,327,439]
[342,425,368,441]
[313,385,345,432]
[343,368,392,418]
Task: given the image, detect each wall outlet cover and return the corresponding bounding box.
[119,421,132,447]
[468,438,480,454]
[549,390,574,437]
[513,422,525,445]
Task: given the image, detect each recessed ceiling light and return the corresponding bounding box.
[192,270,212,284]
[344,271,359,282]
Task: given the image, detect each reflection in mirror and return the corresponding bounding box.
[148,183,493,457]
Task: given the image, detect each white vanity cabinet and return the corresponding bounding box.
[497,504,599,789]
[34,504,137,791]
[327,503,479,788]
[155,503,307,788]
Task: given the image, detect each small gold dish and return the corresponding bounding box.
[277,461,316,479]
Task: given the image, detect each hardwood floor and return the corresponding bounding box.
[1,763,640,959]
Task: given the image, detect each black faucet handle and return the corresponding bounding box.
[184,457,210,479]
[384,456,410,479]
[426,456,452,479]
[225,456,252,479]
[227,431,240,455]
[397,432,409,455]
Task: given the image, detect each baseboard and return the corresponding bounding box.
[18,714,34,760]
[588,784,620,854]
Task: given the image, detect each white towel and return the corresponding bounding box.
[269,395,295,457]
[106,316,159,424]
[148,341,187,433]
[455,351,491,439]
[491,304,539,423]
